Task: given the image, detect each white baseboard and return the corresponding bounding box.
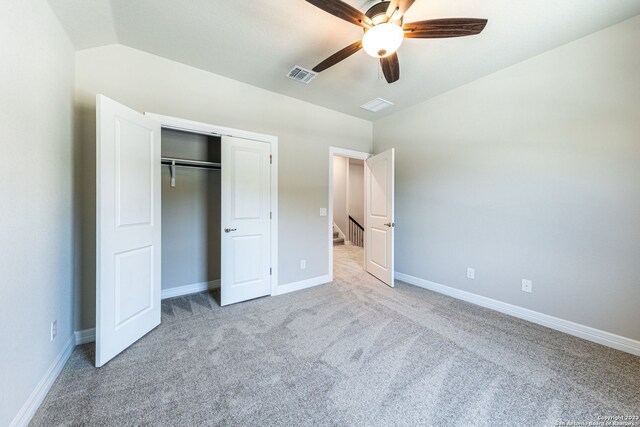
[9,335,75,427]
[273,275,331,296]
[396,272,640,357]
[160,279,220,300]
[75,328,96,345]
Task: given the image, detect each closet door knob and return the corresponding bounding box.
[224,228,237,233]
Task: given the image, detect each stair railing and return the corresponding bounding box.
[348,215,364,248]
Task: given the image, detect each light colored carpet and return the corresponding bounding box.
[31,245,640,426]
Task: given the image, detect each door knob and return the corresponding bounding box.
[384,222,395,228]
[224,228,237,233]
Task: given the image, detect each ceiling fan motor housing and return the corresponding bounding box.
[365,1,400,26]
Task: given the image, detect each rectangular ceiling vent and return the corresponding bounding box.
[287,66,318,84]
[360,98,394,113]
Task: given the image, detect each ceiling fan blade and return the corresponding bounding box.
[313,40,363,72]
[380,53,400,84]
[305,0,372,27]
[403,18,488,38]
[386,0,417,20]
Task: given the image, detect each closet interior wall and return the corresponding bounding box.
[161,129,221,294]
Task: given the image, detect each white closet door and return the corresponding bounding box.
[96,95,161,367]
[365,148,395,287]
[221,136,271,306]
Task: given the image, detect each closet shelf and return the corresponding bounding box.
[161,157,221,170]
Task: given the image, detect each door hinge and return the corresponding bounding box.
[269,154,272,164]
[270,211,272,219]
[270,268,272,275]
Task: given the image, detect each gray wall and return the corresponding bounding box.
[161,129,221,291]
[348,160,364,226]
[74,44,373,329]
[0,0,75,425]
[332,156,348,234]
[374,16,640,341]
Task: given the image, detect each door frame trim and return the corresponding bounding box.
[328,146,371,282]
[145,113,279,296]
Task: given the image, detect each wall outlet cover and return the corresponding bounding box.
[300,260,306,269]
[467,268,475,279]
[50,320,57,341]
[522,279,533,293]
[320,208,327,217]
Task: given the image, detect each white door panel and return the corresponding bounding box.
[232,235,263,284]
[116,120,154,226]
[365,148,395,287]
[221,137,271,306]
[369,227,388,268]
[231,149,263,218]
[97,95,161,367]
[114,246,153,328]
[370,160,388,217]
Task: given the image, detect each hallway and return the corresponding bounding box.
[332,243,372,285]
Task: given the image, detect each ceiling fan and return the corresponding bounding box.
[305,0,488,83]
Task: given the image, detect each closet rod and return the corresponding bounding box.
[162,157,220,188]
[161,157,221,170]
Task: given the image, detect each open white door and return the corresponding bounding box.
[365,148,395,287]
[221,136,272,306]
[96,95,161,367]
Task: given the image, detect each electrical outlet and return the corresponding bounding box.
[319,208,327,217]
[522,279,533,293]
[300,260,306,269]
[50,320,57,341]
[466,268,475,279]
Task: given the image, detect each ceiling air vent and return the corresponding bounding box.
[360,98,394,113]
[287,66,318,84]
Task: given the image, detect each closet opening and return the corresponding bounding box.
[160,128,222,306]
[95,98,279,365]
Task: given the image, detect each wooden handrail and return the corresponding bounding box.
[348,215,364,231]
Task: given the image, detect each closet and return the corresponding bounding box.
[160,129,221,299]
[95,95,277,367]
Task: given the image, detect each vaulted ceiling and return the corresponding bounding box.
[48,0,640,120]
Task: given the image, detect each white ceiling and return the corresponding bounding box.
[48,0,640,120]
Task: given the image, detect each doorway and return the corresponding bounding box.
[331,154,366,274]
[160,128,221,303]
[328,146,396,288]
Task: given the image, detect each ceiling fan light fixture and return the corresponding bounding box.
[362,23,404,58]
